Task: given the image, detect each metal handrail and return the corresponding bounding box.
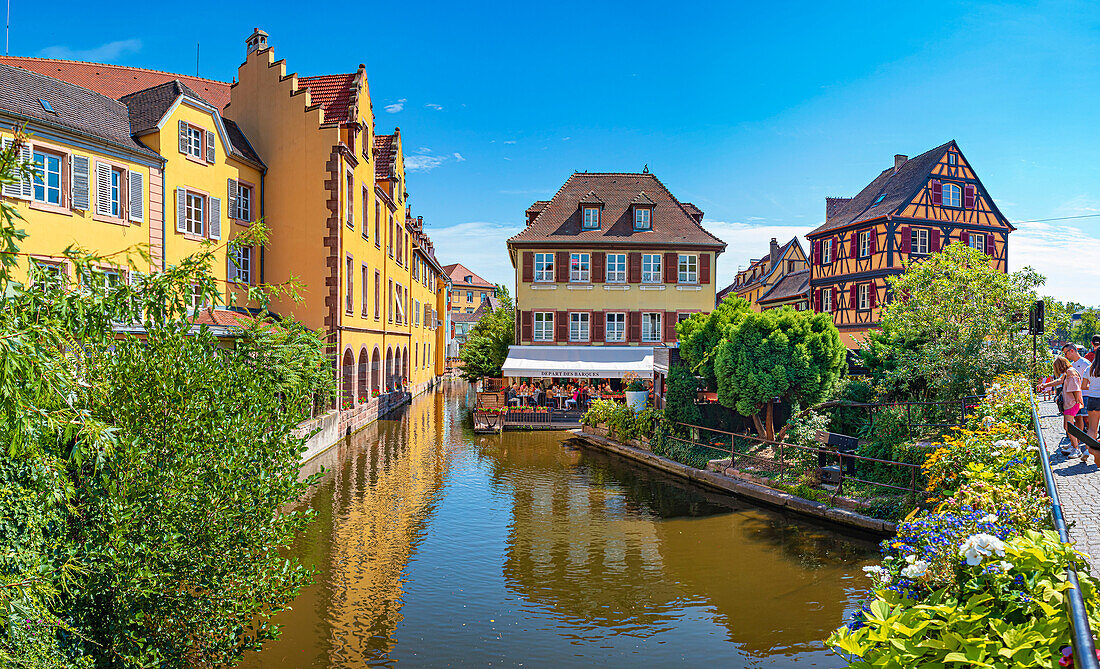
[1029,388,1098,669]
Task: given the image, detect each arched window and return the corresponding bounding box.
[942,183,961,208]
[371,347,382,394]
[357,348,369,402]
[341,349,355,408]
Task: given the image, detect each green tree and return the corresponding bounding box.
[662,364,703,428]
[714,307,845,440]
[1044,296,1084,347]
[878,242,1043,400]
[0,135,333,668]
[1072,310,1100,347]
[676,296,751,390]
[458,285,514,382]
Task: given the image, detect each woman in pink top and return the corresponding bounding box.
[1041,356,1085,458]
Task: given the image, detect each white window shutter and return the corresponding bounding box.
[1,138,21,198]
[209,196,221,239]
[176,188,187,233]
[128,171,144,222]
[17,143,33,199]
[227,179,237,220]
[227,252,235,283]
[94,161,111,215]
[71,155,90,210]
[178,120,187,154]
[206,130,215,163]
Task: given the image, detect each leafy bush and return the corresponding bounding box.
[651,420,714,469]
[663,365,702,428]
[582,400,656,442]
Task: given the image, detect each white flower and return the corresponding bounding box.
[999,561,1013,571]
[993,440,1021,450]
[901,559,930,579]
[1027,445,1041,452]
[959,533,1006,566]
[980,514,999,524]
[863,565,892,584]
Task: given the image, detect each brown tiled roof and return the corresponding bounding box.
[450,311,481,323]
[681,202,704,222]
[191,308,254,328]
[808,141,953,237]
[758,269,810,304]
[223,119,264,166]
[374,133,396,180]
[511,172,726,249]
[297,73,357,124]
[0,63,158,159]
[526,200,549,214]
[442,262,494,288]
[0,56,231,108]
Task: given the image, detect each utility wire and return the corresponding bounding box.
[1011,213,1100,225]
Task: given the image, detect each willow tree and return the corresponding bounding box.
[714,307,845,440]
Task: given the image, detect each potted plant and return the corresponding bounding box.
[622,372,649,412]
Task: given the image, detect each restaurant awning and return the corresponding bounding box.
[501,346,654,379]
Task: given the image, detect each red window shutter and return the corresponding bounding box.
[849,284,857,310]
[521,310,532,341]
[700,254,711,284]
[555,310,568,341]
[963,184,976,209]
[869,282,877,308]
[812,289,819,312]
[592,252,605,283]
[961,230,970,246]
[556,251,569,282]
[665,311,678,341]
[901,226,911,253]
[931,229,941,252]
[628,252,641,283]
[628,311,641,343]
[833,236,840,261]
[522,252,533,283]
[986,234,995,255]
[849,234,857,259]
[592,311,604,342]
[930,179,943,206]
[869,230,878,254]
[812,239,821,264]
[664,252,678,283]
[831,287,837,310]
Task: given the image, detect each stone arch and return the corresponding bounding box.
[371,347,382,394]
[340,348,355,408]
[386,347,394,391]
[357,347,369,402]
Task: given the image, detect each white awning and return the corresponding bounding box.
[501,345,653,379]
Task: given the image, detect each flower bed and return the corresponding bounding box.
[827,376,1100,668]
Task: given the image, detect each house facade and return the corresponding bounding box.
[807,141,1014,347]
[508,172,725,351]
[716,237,809,311]
[444,262,494,314]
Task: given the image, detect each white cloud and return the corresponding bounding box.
[37,38,142,61]
[453,152,465,162]
[405,154,447,172]
[503,140,517,145]
[703,221,815,288]
[1010,221,1100,305]
[425,103,443,110]
[416,146,432,154]
[426,221,524,287]
[562,136,571,141]
[384,98,406,113]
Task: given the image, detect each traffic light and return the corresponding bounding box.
[1029,299,1045,336]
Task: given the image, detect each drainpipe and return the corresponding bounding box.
[160,158,167,272]
[259,170,265,288]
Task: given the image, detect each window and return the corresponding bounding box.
[388,215,394,257]
[858,283,870,310]
[569,312,590,342]
[374,203,381,247]
[606,254,626,282]
[858,230,870,258]
[361,264,369,315]
[189,284,204,310]
[467,290,473,301]
[236,183,252,221]
[374,271,381,319]
[466,308,474,313]
[678,254,698,283]
[32,150,62,205]
[822,288,832,313]
[642,254,662,283]
[186,125,203,159]
[582,207,600,229]
[33,260,64,290]
[481,292,488,303]
[872,193,886,206]
[534,253,554,282]
[388,279,394,322]
[641,312,662,342]
[362,188,369,240]
[822,238,832,264]
[942,183,962,208]
[345,255,354,313]
[533,312,554,341]
[605,313,625,342]
[110,167,123,217]
[92,267,124,295]
[634,207,651,230]
[912,228,930,255]
[346,173,354,228]
[230,246,252,284]
[968,233,985,251]
[570,253,590,282]
[185,192,205,235]
[415,300,420,326]
[948,153,957,165]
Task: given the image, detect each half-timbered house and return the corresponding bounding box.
[807,141,1013,347]
[716,237,808,310]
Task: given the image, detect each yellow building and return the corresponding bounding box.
[443,262,494,314]
[716,237,809,312]
[227,29,449,422]
[0,63,164,286]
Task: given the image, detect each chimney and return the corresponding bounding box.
[245,28,269,56]
[770,238,780,267]
[894,154,908,174]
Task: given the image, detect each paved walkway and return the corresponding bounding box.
[1037,398,1100,572]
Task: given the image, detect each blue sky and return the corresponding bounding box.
[11,1,1100,302]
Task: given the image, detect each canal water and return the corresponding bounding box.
[242,381,877,668]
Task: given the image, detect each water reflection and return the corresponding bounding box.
[243,382,875,668]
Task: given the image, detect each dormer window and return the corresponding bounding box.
[582,206,600,229]
[948,153,957,165]
[634,207,652,230]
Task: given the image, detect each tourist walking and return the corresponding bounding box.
[1085,335,1100,461]
[1063,343,1092,457]
[1039,356,1085,458]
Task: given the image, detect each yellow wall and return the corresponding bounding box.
[1,125,161,284]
